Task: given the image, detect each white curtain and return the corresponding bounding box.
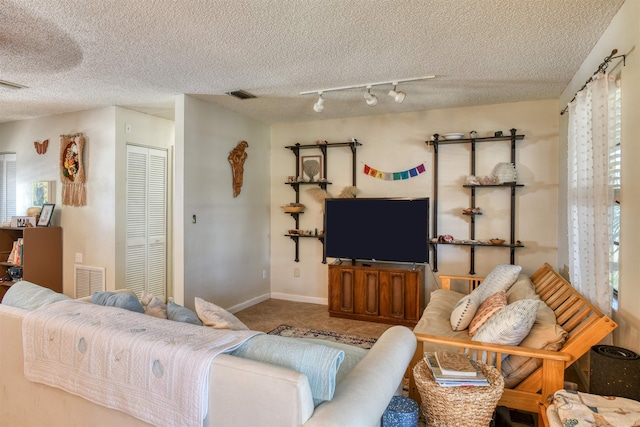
[567,72,617,318]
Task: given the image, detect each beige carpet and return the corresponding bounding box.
[235,298,393,340]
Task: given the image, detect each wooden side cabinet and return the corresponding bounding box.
[0,227,63,301]
[328,262,425,327]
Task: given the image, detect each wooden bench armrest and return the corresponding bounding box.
[438,275,484,292]
[414,333,572,362]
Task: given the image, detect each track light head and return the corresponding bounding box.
[313,92,324,113]
[388,84,406,103]
[364,86,378,106]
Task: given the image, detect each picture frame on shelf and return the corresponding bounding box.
[37,204,55,227]
[300,155,323,182]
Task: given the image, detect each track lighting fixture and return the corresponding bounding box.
[364,86,378,106]
[388,83,406,103]
[300,75,434,112]
[313,92,324,113]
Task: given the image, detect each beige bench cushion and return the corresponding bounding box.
[414,289,470,352]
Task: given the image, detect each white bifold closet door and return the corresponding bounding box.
[125,145,167,300]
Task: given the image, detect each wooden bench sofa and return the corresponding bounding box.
[408,263,618,424]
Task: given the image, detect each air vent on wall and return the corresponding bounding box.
[225,90,257,100]
[0,79,28,90]
[74,265,106,298]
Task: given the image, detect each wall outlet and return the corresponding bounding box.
[293,268,300,277]
[262,269,267,279]
[75,252,83,263]
[125,123,132,133]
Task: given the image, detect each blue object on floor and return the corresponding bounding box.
[382,395,419,427]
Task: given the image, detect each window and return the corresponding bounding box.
[610,80,621,310]
[0,154,17,223]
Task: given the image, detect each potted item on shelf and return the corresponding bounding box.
[489,238,505,245]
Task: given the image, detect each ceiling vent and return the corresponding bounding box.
[0,79,28,90]
[226,90,257,100]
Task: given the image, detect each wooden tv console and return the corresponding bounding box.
[328,261,425,327]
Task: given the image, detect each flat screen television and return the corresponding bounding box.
[323,197,429,264]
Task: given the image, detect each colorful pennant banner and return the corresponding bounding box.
[363,163,426,180]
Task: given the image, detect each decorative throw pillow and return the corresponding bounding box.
[91,291,144,313]
[505,274,538,303]
[194,297,249,330]
[140,292,168,319]
[450,293,480,331]
[2,280,70,311]
[468,290,507,336]
[475,264,522,302]
[167,301,202,326]
[472,298,539,347]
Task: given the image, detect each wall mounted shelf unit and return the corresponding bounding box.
[284,140,361,263]
[427,128,525,274]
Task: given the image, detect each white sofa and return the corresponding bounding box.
[0,299,415,427]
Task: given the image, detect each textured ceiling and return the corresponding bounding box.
[0,0,625,124]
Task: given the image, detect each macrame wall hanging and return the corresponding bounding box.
[363,162,427,181]
[60,133,86,206]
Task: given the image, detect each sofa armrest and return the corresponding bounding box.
[305,326,416,427]
[207,354,315,427]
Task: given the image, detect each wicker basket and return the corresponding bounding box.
[413,359,504,427]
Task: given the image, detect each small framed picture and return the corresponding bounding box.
[300,155,323,182]
[37,204,55,227]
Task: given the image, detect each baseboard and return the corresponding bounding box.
[270,292,328,306]
[227,292,270,313]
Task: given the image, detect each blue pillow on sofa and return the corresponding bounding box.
[91,291,144,313]
[167,301,202,325]
[1,280,70,310]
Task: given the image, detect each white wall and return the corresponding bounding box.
[0,107,116,294]
[175,95,271,311]
[558,0,640,353]
[270,99,559,303]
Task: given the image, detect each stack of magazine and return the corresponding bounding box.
[424,350,490,387]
